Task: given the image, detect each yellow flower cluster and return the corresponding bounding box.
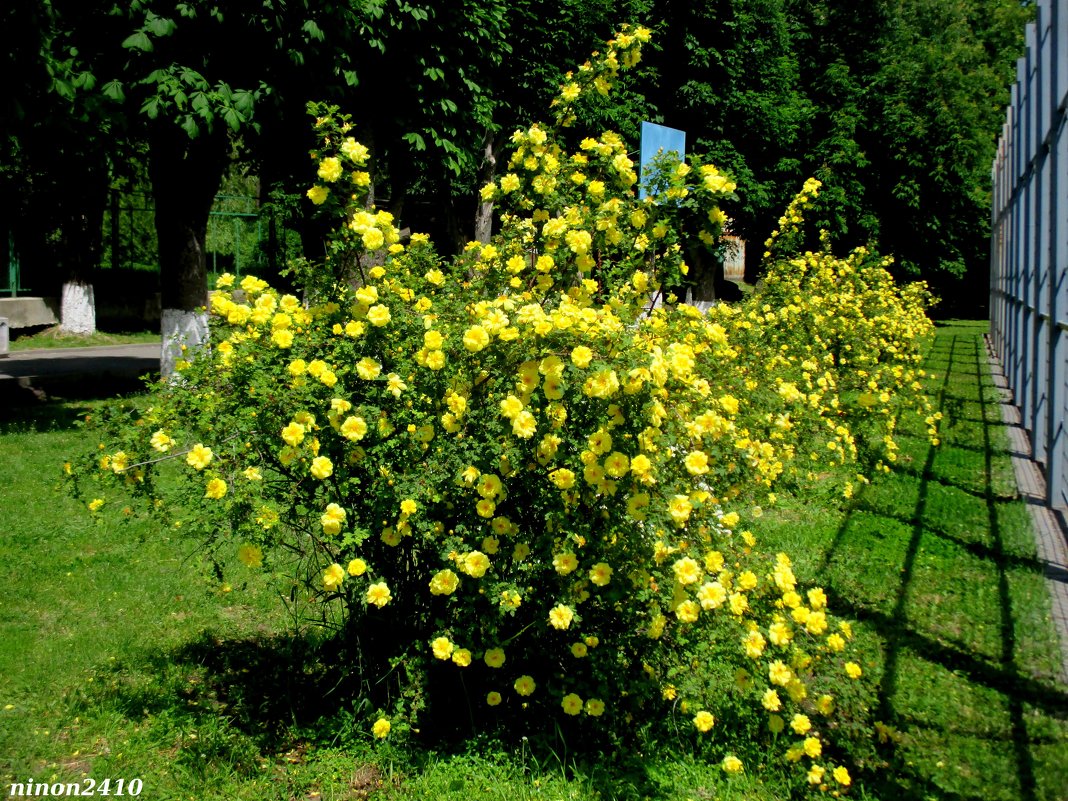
[78,28,934,790]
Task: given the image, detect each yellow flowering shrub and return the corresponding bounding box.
[70,26,936,792]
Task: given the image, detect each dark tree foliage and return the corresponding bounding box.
[638,0,1030,308]
[6,0,1031,318]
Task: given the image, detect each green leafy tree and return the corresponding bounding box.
[39,0,378,367]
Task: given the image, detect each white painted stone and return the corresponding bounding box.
[59,281,96,335]
[160,308,209,379]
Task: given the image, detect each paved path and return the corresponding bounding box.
[988,340,1068,684]
[0,343,160,401]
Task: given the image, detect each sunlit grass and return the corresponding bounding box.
[9,326,160,351]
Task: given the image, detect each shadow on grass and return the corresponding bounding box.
[0,388,153,434]
[815,331,1068,801]
[76,625,662,799]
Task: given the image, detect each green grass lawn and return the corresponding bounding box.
[9,327,160,351]
[1,319,1065,800]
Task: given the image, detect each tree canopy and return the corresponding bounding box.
[2,0,1032,319]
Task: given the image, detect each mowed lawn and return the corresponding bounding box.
[0,319,1066,801]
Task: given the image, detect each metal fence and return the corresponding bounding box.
[989,0,1068,508]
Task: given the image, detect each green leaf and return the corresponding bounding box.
[102,80,125,102]
[232,90,254,115]
[140,96,160,119]
[53,78,74,100]
[121,31,153,52]
[72,71,97,91]
[222,107,242,131]
[302,19,324,41]
[179,68,208,90]
[147,15,177,37]
[180,114,200,138]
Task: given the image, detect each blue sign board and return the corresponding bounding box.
[639,122,686,199]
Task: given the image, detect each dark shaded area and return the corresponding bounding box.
[0,345,158,407]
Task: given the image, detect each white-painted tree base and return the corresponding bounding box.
[161,308,209,379]
[59,281,96,335]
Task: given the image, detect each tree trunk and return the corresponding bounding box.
[57,159,107,335]
[473,130,497,244]
[149,124,229,377]
[59,280,96,334]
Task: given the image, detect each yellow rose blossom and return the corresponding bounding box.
[672,557,702,585]
[320,503,345,534]
[322,563,345,591]
[684,451,709,475]
[571,345,594,367]
[372,718,390,739]
[366,581,392,607]
[317,157,342,182]
[549,603,574,629]
[429,569,460,595]
[697,581,727,609]
[310,456,333,479]
[588,562,612,586]
[366,304,391,326]
[553,552,578,575]
[463,325,491,351]
[237,544,263,568]
[431,636,454,660]
[347,558,367,576]
[514,675,535,696]
[693,710,715,732]
[817,694,835,715]
[603,451,629,477]
[790,717,811,739]
[721,756,743,774]
[667,494,692,525]
[743,629,766,658]
[150,430,175,452]
[462,551,491,578]
[769,660,793,686]
[561,693,583,715]
[204,478,227,499]
[186,444,213,470]
[675,600,699,623]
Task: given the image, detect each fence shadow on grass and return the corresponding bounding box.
[813,327,1068,801]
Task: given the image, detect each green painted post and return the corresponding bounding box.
[234,217,241,276]
[7,231,18,298]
